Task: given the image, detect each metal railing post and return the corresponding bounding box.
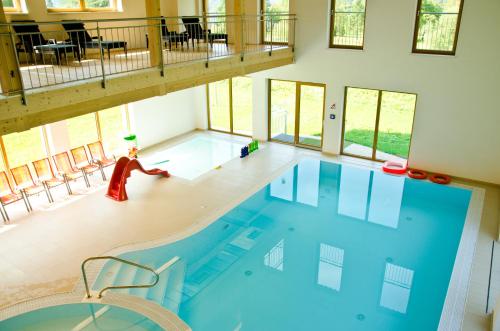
[6,25,27,104]
[96,22,106,88]
[240,15,245,62]
[158,18,164,76]
[269,16,273,56]
[292,17,296,52]
[205,21,210,68]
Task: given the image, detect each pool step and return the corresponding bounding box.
[146,267,171,304]
[161,259,186,314]
[108,263,140,294]
[128,268,155,297]
[145,257,182,306]
[92,260,123,292]
[182,227,261,301]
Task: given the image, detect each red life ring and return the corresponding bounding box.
[382,160,407,175]
[429,174,451,185]
[408,169,428,180]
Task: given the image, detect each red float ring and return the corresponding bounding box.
[429,174,451,185]
[382,160,408,175]
[408,169,428,180]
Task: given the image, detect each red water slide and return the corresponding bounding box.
[106,156,170,201]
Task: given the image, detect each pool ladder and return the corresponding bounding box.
[81,256,160,299]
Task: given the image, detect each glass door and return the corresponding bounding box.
[208,79,231,132]
[269,80,296,144]
[341,87,417,161]
[298,84,325,148]
[269,80,325,149]
[375,92,417,161]
[207,77,253,137]
[342,87,379,159]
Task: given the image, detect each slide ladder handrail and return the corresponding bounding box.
[81,256,160,299]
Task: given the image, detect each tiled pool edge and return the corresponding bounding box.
[438,185,485,331]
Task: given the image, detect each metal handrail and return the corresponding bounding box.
[0,13,296,26]
[81,256,160,299]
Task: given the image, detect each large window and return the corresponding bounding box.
[203,0,225,14]
[261,0,289,44]
[341,87,417,161]
[207,77,253,136]
[97,106,129,154]
[329,0,366,49]
[412,0,464,55]
[203,0,226,34]
[2,0,22,12]
[0,106,129,177]
[2,128,47,168]
[67,113,99,148]
[45,0,116,11]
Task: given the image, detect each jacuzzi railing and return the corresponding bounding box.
[81,256,159,299]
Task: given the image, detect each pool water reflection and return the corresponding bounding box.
[100,159,471,331]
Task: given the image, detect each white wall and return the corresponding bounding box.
[250,0,500,185]
[129,88,197,149]
[178,0,198,16]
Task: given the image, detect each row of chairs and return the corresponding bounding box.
[0,141,116,223]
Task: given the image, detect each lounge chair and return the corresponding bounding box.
[0,171,30,222]
[33,157,72,196]
[70,146,106,181]
[161,18,189,49]
[53,151,89,188]
[12,20,81,65]
[181,17,228,48]
[61,21,127,60]
[11,165,52,208]
[87,141,116,171]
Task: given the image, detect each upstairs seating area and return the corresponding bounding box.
[0,14,295,96]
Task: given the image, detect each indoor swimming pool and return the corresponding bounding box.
[141,135,249,180]
[91,159,473,330]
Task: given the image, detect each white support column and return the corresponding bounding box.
[45,121,71,155]
[252,76,267,141]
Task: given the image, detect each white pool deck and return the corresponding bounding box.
[0,130,498,330]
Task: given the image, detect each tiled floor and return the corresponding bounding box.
[0,131,498,330]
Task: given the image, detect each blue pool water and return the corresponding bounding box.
[95,159,472,330]
[0,303,162,330]
[141,136,248,180]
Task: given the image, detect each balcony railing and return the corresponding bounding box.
[0,14,296,101]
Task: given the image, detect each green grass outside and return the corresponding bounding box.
[343,88,416,159]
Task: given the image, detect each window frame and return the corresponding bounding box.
[411,0,465,56]
[46,0,117,13]
[260,0,290,45]
[267,78,326,151]
[329,0,368,50]
[340,86,418,162]
[206,77,253,138]
[2,0,22,13]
